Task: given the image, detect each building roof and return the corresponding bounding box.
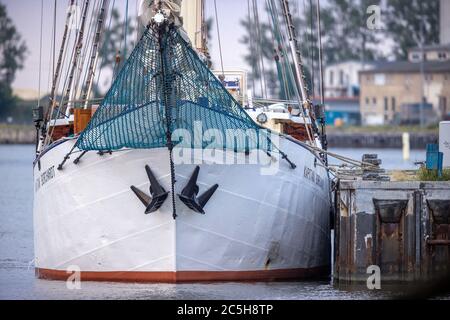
[324,60,376,68]
[359,60,450,74]
[408,44,450,52]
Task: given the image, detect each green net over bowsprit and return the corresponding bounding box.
[76,26,271,152]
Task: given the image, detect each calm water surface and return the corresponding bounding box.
[0,145,437,300]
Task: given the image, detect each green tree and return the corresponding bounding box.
[384,0,440,59]
[0,3,27,117]
[324,0,383,63]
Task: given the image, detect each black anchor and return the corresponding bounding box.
[177,166,219,214]
[130,165,169,214]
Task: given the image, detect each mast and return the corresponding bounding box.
[180,0,204,51]
[62,0,91,115]
[279,0,317,146]
[81,0,110,107]
[280,0,310,104]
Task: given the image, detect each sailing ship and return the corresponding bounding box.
[32,0,332,282]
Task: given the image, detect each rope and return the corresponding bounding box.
[268,0,315,146]
[283,134,378,170]
[52,0,57,79]
[113,0,129,78]
[307,0,315,96]
[265,0,289,100]
[46,0,83,144]
[94,0,116,93]
[252,0,267,98]
[37,0,44,108]
[246,0,256,95]
[124,0,129,61]
[213,0,225,77]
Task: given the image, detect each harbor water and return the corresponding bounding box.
[0,145,436,300]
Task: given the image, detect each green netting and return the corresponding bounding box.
[76,26,271,152]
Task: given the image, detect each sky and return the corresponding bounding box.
[2,0,271,93]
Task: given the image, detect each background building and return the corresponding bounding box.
[408,44,450,62]
[360,59,450,125]
[359,0,450,126]
[324,61,374,98]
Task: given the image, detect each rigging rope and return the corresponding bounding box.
[94,0,116,93]
[246,0,257,97]
[38,0,44,108]
[266,0,315,146]
[265,0,289,100]
[52,0,57,80]
[306,0,315,97]
[124,0,129,61]
[252,0,267,98]
[213,0,225,77]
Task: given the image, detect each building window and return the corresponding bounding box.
[365,97,370,106]
[329,71,334,86]
[373,97,377,105]
[392,97,396,112]
[438,52,448,60]
[339,70,344,85]
[384,97,388,111]
[374,74,386,85]
[411,52,421,61]
[425,74,433,81]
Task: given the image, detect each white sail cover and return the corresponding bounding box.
[138,0,183,27]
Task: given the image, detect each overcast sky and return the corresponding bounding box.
[3,0,284,93]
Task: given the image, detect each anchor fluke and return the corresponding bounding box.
[131,165,169,214]
[178,166,219,214]
[130,186,152,207]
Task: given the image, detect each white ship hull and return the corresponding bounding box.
[33,136,331,282]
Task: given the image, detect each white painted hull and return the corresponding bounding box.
[33,136,331,282]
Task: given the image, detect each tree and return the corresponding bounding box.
[324,0,383,64]
[0,3,27,116]
[384,0,440,59]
